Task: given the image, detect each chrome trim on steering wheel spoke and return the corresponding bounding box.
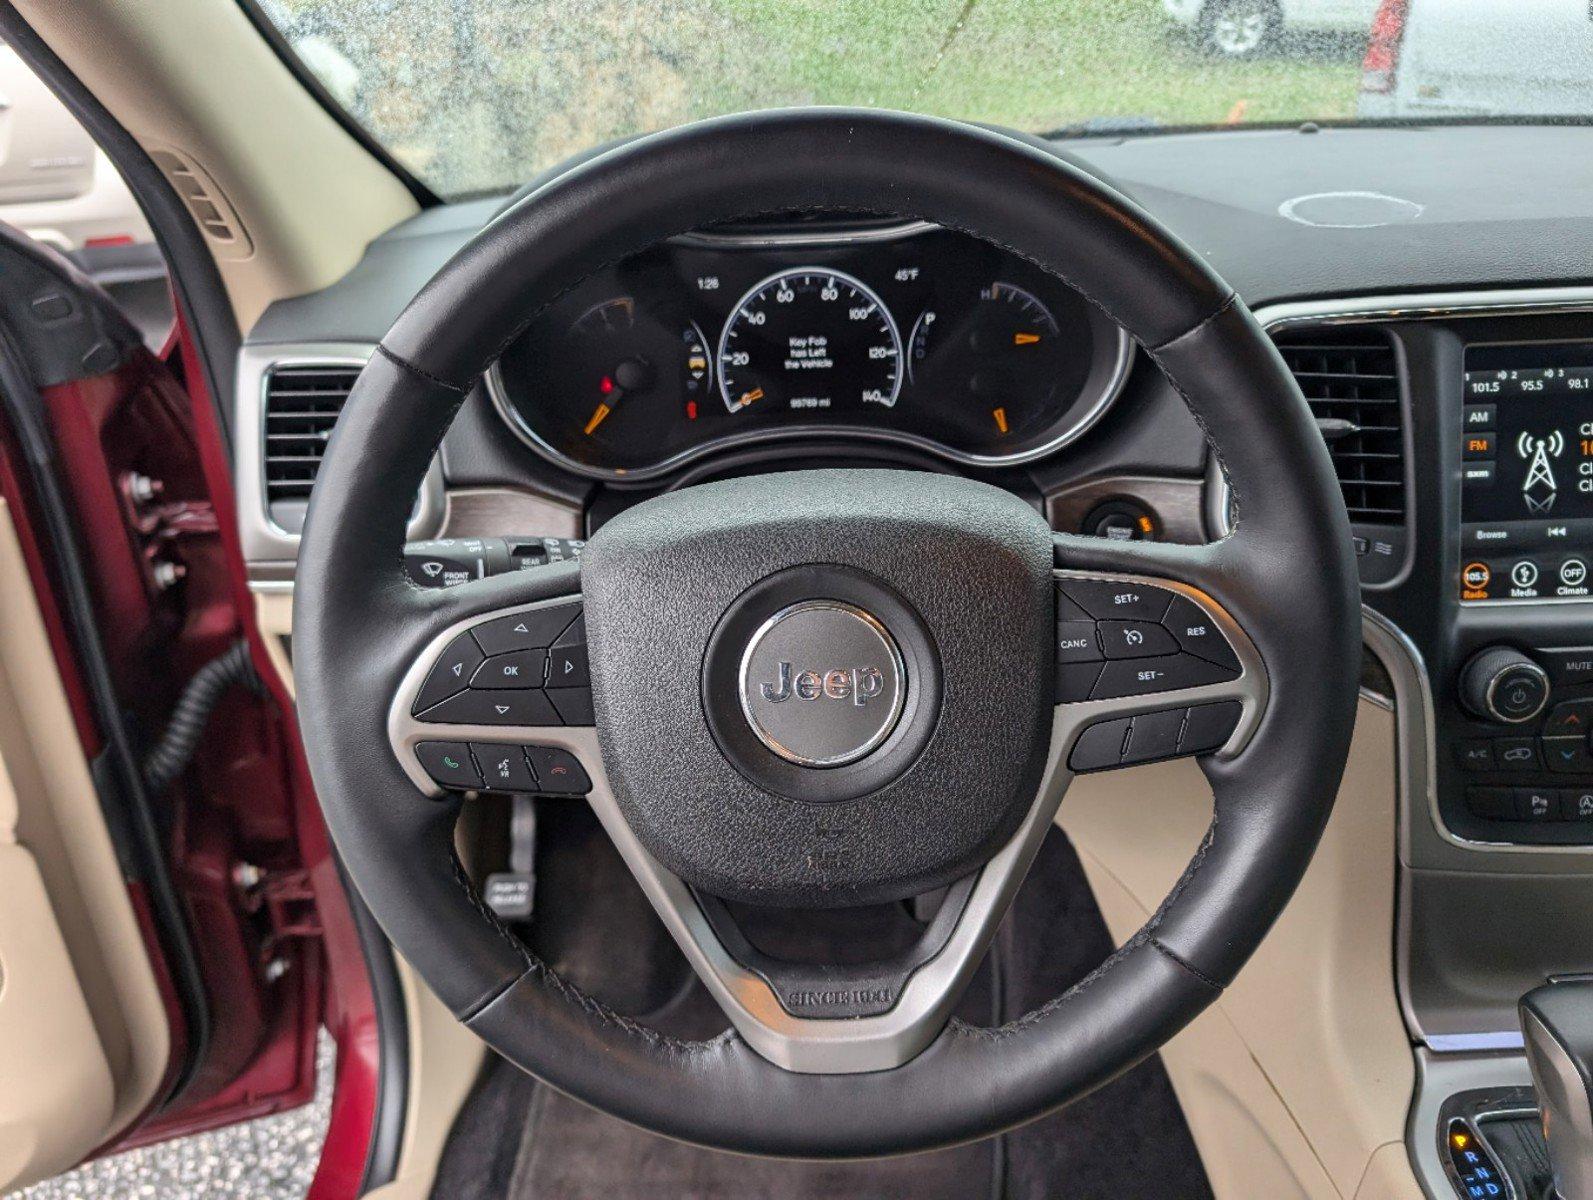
[386,573,1265,1074]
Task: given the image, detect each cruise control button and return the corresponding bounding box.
[1092,654,1233,700]
[546,643,589,688]
[411,632,485,715]
[1494,737,1541,771]
[1515,786,1561,821]
[1056,662,1104,703]
[1545,700,1593,738]
[1056,620,1102,664]
[1122,709,1186,765]
[472,602,581,656]
[1161,595,1240,671]
[470,743,537,791]
[1181,702,1242,754]
[1096,620,1178,660]
[524,745,592,794]
[1058,579,1173,623]
[1543,736,1593,774]
[415,741,480,789]
[547,688,595,726]
[417,689,558,726]
[471,649,547,689]
[1068,718,1130,772]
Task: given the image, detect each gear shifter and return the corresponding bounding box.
[1521,980,1593,1200]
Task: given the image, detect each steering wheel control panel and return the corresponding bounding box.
[1451,641,1593,840]
[410,599,592,727]
[1053,578,1242,704]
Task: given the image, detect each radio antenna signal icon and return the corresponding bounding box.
[1517,429,1563,514]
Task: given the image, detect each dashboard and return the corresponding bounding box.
[484,224,1130,480]
[235,121,1593,1200]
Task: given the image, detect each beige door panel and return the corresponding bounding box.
[1062,698,1421,1200]
[0,841,115,1191]
[0,499,169,1186]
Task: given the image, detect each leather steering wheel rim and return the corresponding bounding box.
[293,108,1361,1156]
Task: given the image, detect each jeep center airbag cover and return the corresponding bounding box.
[580,469,1055,908]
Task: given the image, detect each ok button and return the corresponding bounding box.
[472,649,547,689]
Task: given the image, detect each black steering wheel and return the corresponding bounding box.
[294,109,1360,1157]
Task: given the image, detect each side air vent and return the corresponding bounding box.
[262,364,361,527]
[1274,328,1406,525]
[149,147,254,260]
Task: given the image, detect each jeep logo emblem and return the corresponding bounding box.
[758,662,886,707]
[738,601,905,767]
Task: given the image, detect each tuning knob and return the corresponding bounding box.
[1460,646,1550,724]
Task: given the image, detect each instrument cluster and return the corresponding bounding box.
[487,223,1132,480]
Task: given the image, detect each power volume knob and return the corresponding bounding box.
[1460,646,1550,724]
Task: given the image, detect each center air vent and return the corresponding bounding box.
[262,364,362,525]
[1273,328,1406,525]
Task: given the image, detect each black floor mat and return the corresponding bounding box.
[432,817,1213,1200]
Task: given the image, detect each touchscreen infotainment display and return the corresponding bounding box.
[1460,343,1593,602]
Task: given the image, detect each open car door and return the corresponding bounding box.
[0,221,378,1196]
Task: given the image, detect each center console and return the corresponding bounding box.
[1253,291,1593,1200]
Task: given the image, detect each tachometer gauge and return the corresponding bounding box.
[551,295,710,452]
[717,268,901,415]
[908,281,1066,443]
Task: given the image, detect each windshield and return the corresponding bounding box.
[255,0,1593,200]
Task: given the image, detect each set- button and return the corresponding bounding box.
[413,601,593,727]
[1054,580,1242,703]
[414,739,592,795]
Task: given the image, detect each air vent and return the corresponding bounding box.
[1274,328,1406,524]
[150,147,254,260]
[262,364,361,518]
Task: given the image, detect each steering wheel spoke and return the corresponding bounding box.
[579,705,1076,1075]
[1049,540,1267,774]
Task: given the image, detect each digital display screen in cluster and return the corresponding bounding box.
[1459,343,1593,603]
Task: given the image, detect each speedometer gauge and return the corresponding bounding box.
[717,268,901,415]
